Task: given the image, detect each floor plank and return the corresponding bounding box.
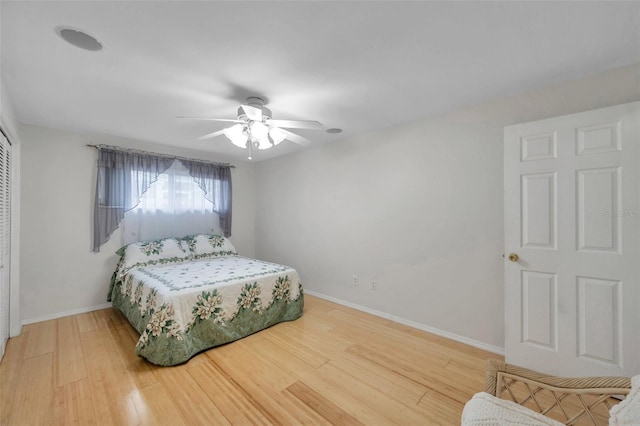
[187,360,275,424]
[0,333,28,424]
[52,378,97,426]
[131,382,187,426]
[154,363,233,426]
[55,315,87,387]
[1,295,503,425]
[286,381,363,425]
[23,319,56,359]
[80,329,142,425]
[8,353,55,425]
[206,339,333,424]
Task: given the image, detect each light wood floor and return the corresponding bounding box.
[0,295,501,425]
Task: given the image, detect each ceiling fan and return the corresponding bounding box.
[179,97,323,159]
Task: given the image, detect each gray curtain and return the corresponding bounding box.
[181,159,233,238]
[93,149,175,252]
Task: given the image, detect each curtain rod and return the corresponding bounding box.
[86,144,235,168]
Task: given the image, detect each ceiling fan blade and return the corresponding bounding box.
[240,105,263,121]
[280,129,311,146]
[269,119,323,130]
[197,129,227,140]
[177,116,242,123]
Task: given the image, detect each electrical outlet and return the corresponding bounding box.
[352,275,359,286]
[371,280,377,290]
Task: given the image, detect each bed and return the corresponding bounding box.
[108,234,304,366]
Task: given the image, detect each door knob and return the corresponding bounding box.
[508,253,519,262]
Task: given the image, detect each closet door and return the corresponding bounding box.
[0,131,10,359]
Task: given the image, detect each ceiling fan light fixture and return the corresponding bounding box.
[248,121,268,140]
[268,127,286,145]
[256,137,272,150]
[223,124,248,148]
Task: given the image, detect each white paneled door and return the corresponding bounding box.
[0,131,10,360]
[504,102,640,377]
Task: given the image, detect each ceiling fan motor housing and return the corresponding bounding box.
[238,97,272,121]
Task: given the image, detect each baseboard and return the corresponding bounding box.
[304,290,505,356]
[20,292,505,356]
[22,302,113,326]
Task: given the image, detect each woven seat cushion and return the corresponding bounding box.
[462,392,563,426]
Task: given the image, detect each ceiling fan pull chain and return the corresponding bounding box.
[247,140,254,161]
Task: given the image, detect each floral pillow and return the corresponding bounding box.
[117,237,190,277]
[183,234,237,260]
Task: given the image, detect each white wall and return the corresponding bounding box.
[254,63,640,351]
[19,125,255,323]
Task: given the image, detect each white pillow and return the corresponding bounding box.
[462,392,563,426]
[609,375,640,426]
[183,234,237,260]
[118,237,190,277]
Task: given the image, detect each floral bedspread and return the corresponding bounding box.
[109,256,304,366]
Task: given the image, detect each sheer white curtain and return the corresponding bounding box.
[122,161,221,244]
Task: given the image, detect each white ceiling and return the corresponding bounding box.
[2,1,639,162]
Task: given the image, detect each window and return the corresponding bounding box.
[93,146,232,252]
[122,161,221,244]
